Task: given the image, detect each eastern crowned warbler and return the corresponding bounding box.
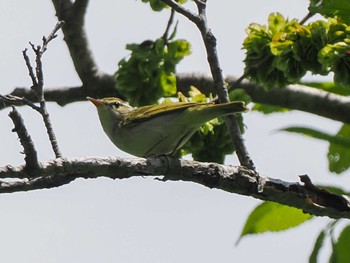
[88,97,248,157]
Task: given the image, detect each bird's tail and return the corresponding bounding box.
[219,101,249,114]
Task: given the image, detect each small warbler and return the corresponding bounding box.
[88,97,248,157]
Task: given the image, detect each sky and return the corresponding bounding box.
[0,1,349,262]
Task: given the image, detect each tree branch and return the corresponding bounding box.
[3,73,350,124]
[8,107,41,172]
[20,24,64,159]
[41,1,348,126]
[159,0,201,25]
[178,73,350,124]
[51,0,115,92]
[162,8,176,42]
[161,0,255,170]
[0,156,349,219]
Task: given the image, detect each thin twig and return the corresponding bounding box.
[40,105,62,158]
[22,49,38,89]
[161,0,201,25]
[29,21,64,97]
[227,71,250,94]
[227,53,272,94]
[161,0,255,170]
[299,12,314,26]
[21,21,64,158]
[42,21,64,53]
[162,8,176,42]
[8,107,41,172]
[0,95,41,112]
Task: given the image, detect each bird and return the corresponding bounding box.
[87,97,248,157]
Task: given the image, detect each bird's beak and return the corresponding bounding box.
[87,97,104,107]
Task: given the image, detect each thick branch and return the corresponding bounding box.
[243,83,350,123]
[0,156,349,219]
[51,0,115,92]
[3,73,350,124]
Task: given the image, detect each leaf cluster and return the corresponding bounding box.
[243,13,350,89]
[115,38,191,106]
[179,117,234,163]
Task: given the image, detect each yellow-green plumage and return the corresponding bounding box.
[88,97,248,157]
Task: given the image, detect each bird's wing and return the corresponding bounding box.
[122,101,212,125]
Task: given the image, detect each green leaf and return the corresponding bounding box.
[141,0,167,11]
[268,12,288,34]
[309,230,326,263]
[330,225,350,263]
[140,0,188,12]
[165,39,191,64]
[318,41,350,87]
[159,71,176,96]
[328,124,350,174]
[228,88,252,105]
[238,201,313,242]
[281,126,350,146]
[281,125,350,174]
[168,21,178,41]
[309,0,350,24]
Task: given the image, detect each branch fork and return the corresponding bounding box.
[0,22,64,172]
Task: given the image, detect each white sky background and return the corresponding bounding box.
[0,0,349,262]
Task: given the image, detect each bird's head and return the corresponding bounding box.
[87,97,134,124]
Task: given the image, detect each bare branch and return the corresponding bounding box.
[0,95,41,112]
[41,105,62,158]
[22,49,38,89]
[19,23,64,158]
[0,156,349,219]
[8,107,41,172]
[41,20,65,56]
[161,0,201,25]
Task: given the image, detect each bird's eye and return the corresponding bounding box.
[110,101,120,108]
